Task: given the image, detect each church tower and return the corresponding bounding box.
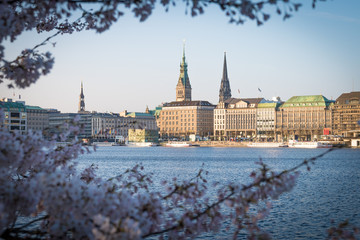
[219,52,231,102]
[78,81,85,113]
[176,43,192,102]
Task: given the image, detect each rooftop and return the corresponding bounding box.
[164,100,215,107]
[0,101,26,111]
[336,91,360,104]
[281,95,333,108]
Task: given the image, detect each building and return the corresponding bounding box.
[176,44,192,102]
[275,95,333,141]
[78,81,87,113]
[256,101,282,140]
[123,111,158,131]
[91,113,130,140]
[149,106,162,130]
[26,105,50,133]
[0,98,27,134]
[332,91,360,137]
[128,129,159,143]
[159,101,215,139]
[218,52,232,103]
[214,98,264,140]
[49,112,93,140]
[92,111,157,140]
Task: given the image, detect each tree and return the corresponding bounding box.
[0,0,359,239]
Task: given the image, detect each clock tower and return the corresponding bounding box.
[176,44,192,102]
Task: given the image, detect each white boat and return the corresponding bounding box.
[92,142,118,146]
[248,142,288,148]
[127,142,157,147]
[165,142,192,147]
[288,140,332,148]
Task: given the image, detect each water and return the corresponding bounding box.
[77,147,360,239]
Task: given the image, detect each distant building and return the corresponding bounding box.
[78,81,86,113]
[26,105,50,133]
[332,91,360,137]
[91,113,130,139]
[92,111,157,140]
[275,95,333,141]
[218,52,231,103]
[124,111,158,131]
[49,112,92,140]
[0,98,27,134]
[256,101,282,140]
[159,101,215,139]
[214,98,264,140]
[148,106,162,130]
[176,44,192,102]
[128,129,159,143]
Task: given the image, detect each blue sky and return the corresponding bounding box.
[1,0,360,113]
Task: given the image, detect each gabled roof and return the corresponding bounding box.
[222,98,264,108]
[281,95,332,108]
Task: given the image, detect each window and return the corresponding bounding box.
[11,112,20,118]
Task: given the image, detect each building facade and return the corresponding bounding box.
[275,95,333,141]
[0,99,27,134]
[49,112,93,140]
[26,105,50,133]
[214,98,264,140]
[92,111,157,140]
[128,129,159,143]
[158,101,215,139]
[332,91,360,137]
[256,102,281,140]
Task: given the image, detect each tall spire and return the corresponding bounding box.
[219,52,232,102]
[78,81,85,113]
[176,41,192,101]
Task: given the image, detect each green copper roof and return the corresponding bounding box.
[257,102,280,108]
[25,105,44,110]
[126,112,154,117]
[0,101,26,111]
[177,44,191,88]
[149,108,162,117]
[282,95,332,107]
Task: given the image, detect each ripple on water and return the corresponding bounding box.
[77,147,360,239]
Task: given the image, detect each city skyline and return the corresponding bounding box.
[1,0,359,113]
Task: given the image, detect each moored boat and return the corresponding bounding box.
[248,142,288,148]
[288,140,332,148]
[127,142,157,147]
[92,142,119,147]
[165,142,192,147]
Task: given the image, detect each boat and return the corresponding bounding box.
[248,142,288,148]
[127,142,158,147]
[92,142,119,147]
[165,142,192,147]
[288,140,332,148]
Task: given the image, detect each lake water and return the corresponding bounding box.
[77,147,360,239]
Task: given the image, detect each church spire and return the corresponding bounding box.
[78,81,85,113]
[176,42,192,102]
[219,52,232,102]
